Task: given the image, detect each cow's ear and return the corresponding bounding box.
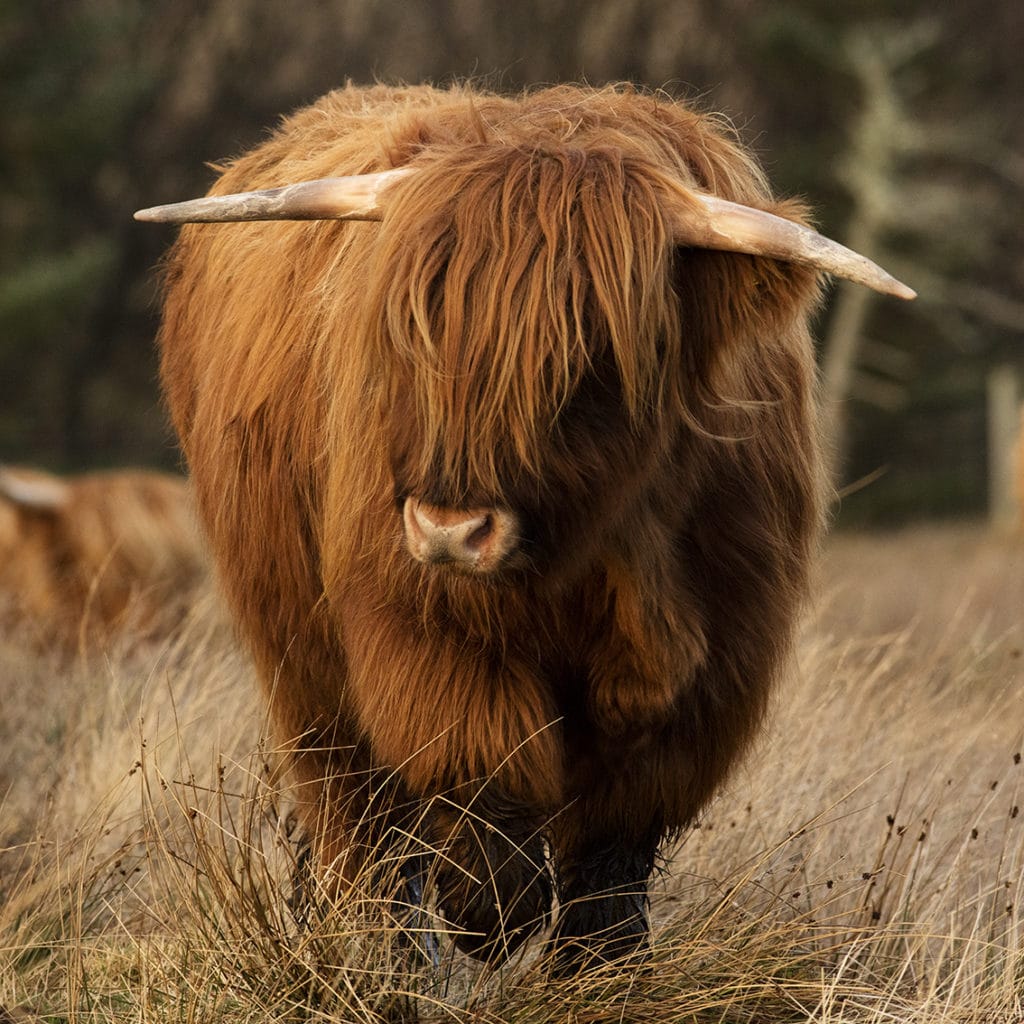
[673,194,824,327]
[672,243,822,349]
[0,468,70,517]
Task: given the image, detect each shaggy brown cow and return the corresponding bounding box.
[139,83,913,971]
[0,466,206,648]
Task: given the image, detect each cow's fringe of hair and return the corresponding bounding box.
[368,143,681,496]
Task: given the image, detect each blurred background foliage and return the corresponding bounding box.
[1,0,1021,525]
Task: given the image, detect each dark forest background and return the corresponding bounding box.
[1,0,1021,525]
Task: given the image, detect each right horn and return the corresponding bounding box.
[668,187,916,300]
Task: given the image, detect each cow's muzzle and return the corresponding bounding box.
[402,497,519,573]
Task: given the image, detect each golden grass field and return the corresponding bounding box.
[2,524,1023,1022]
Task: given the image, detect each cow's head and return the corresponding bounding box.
[136,146,913,583]
[372,147,703,580]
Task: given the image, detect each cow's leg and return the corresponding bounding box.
[283,737,448,964]
[355,786,449,965]
[288,752,552,964]
[547,831,659,976]
[357,787,551,967]
[424,790,553,963]
[543,727,667,976]
[338,600,564,962]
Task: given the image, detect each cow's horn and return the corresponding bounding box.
[669,190,915,300]
[0,468,70,511]
[133,168,414,224]
[135,167,914,300]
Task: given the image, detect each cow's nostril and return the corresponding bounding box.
[465,514,493,552]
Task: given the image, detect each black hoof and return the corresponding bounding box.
[552,897,647,974]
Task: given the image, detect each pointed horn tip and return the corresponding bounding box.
[134,207,166,223]
[869,275,916,301]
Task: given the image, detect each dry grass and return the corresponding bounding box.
[2,524,1024,1022]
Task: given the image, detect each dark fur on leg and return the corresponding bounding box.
[425,791,553,962]
[548,843,656,977]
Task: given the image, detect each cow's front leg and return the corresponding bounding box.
[423,787,553,962]
[548,837,658,976]
[546,743,665,976]
[339,599,563,962]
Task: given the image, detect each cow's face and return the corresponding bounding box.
[372,147,686,580]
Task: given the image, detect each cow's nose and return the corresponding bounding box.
[402,498,516,571]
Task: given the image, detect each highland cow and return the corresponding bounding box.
[138,83,913,971]
[0,466,205,648]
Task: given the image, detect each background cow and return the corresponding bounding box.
[142,82,912,971]
[0,466,206,650]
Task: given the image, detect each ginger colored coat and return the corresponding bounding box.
[155,83,825,967]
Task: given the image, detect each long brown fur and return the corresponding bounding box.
[155,82,825,964]
[0,466,207,648]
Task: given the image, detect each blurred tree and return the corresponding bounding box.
[822,19,1024,478]
[740,2,1022,517]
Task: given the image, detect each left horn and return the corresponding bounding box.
[668,189,915,300]
[133,168,414,224]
